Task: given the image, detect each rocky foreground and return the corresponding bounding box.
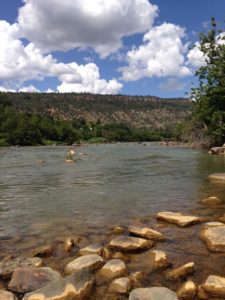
[2,205,225,300]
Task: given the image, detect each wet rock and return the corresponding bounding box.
[208,173,225,182]
[0,290,17,300]
[0,257,42,279]
[100,259,126,281]
[176,281,197,299]
[9,267,61,293]
[111,252,129,262]
[151,250,170,268]
[202,222,224,229]
[79,244,103,256]
[202,275,225,298]
[102,247,113,259]
[109,236,153,252]
[112,226,125,234]
[129,226,165,241]
[32,244,53,257]
[167,262,195,281]
[157,212,202,227]
[200,196,223,205]
[64,254,104,275]
[129,271,143,288]
[65,159,75,163]
[64,238,75,253]
[108,277,131,295]
[129,287,178,300]
[23,270,94,300]
[200,224,225,252]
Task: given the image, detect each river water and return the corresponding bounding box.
[0,143,225,293]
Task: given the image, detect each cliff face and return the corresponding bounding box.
[7,93,191,129]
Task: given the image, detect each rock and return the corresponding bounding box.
[200,196,223,205]
[112,226,125,234]
[0,290,17,300]
[64,254,104,275]
[111,252,129,262]
[129,226,165,241]
[208,173,225,183]
[129,287,178,300]
[23,270,94,300]
[109,236,153,252]
[157,212,202,227]
[151,250,170,268]
[108,277,131,295]
[167,262,195,280]
[8,267,61,293]
[0,257,42,279]
[210,147,225,155]
[177,281,197,299]
[102,247,113,259]
[202,222,224,229]
[32,244,53,257]
[100,259,126,280]
[64,238,75,253]
[202,275,225,298]
[200,224,225,252]
[129,271,143,288]
[65,159,75,163]
[79,244,103,256]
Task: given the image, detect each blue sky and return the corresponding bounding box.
[0,0,224,97]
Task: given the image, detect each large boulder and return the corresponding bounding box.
[109,236,153,252]
[157,212,202,227]
[23,270,94,300]
[129,226,165,241]
[64,254,104,275]
[202,275,225,298]
[200,224,225,252]
[100,259,126,281]
[208,173,225,183]
[129,287,178,300]
[167,262,195,281]
[0,290,17,300]
[8,267,62,293]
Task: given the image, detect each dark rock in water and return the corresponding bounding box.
[8,267,62,293]
[32,244,53,258]
[109,236,153,252]
[167,262,195,281]
[0,290,17,300]
[23,270,94,300]
[129,287,178,300]
[0,257,42,279]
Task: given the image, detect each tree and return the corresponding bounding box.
[191,18,225,145]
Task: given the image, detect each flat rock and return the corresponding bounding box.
[109,236,153,252]
[0,257,42,279]
[32,244,53,258]
[129,226,165,241]
[64,254,104,275]
[79,244,103,256]
[23,270,94,300]
[200,196,223,205]
[167,262,195,280]
[108,277,131,295]
[157,212,202,227]
[201,224,225,252]
[100,259,126,280]
[202,275,225,298]
[129,287,178,300]
[8,267,62,293]
[0,290,17,300]
[177,281,197,299]
[208,173,225,183]
[151,250,170,268]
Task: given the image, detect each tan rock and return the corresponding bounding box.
[202,275,225,298]
[108,277,131,295]
[79,244,103,256]
[177,281,197,299]
[157,212,202,227]
[64,254,104,275]
[23,270,94,300]
[0,290,17,300]
[102,247,113,259]
[111,252,129,262]
[112,226,125,234]
[167,262,195,280]
[151,250,170,268]
[202,222,224,229]
[200,196,223,205]
[129,271,143,288]
[201,224,225,252]
[100,259,126,280]
[129,226,165,241]
[208,173,225,182]
[129,287,178,300]
[32,244,53,258]
[197,285,208,299]
[109,236,153,252]
[64,238,75,253]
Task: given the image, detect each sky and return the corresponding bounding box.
[0,0,224,97]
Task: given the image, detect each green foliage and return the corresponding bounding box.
[191,18,225,145]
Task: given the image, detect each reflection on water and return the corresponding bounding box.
[0,143,225,245]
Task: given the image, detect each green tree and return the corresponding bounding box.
[191,18,225,145]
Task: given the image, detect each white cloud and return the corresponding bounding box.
[19,85,40,93]
[0,20,122,94]
[18,0,158,57]
[120,23,191,81]
[187,43,206,68]
[159,78,185,92]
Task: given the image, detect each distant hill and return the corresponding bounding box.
[7,93,191,130]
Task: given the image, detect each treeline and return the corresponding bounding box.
[0,94,174,147]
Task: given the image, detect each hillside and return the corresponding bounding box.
[7,93,191,130]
